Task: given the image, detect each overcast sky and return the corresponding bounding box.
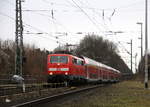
[0,0,149,73]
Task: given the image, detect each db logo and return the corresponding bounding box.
[57,68,61,71]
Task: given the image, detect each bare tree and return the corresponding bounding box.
[74,34,131,73]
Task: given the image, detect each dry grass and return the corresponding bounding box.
[61,81,150,107]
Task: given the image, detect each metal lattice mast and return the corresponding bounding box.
[15,0,23,76]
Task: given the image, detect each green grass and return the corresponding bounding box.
[61,81,150,107]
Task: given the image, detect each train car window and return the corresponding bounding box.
[50,56,68,63]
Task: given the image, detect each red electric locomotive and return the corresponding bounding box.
[47,53,121,83]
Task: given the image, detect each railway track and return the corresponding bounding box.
[0,83,66,96]
[12,84,104,107]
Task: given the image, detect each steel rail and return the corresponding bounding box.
[0,82,65,96]
[12,84,103,107]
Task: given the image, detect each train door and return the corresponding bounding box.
[85,65,89,80]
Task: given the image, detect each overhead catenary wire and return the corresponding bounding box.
[65,0,103,32]
[0,10,83,44]
[0,12,15,21]
[0,12,66,44]
[0,12,137,49]
[0,5,67,43]
[22,1,82,44]
[23,0,146,33]
[74,0,112,31]
[23,9,89,42]
[42,0,144,12]
[0,0,145,57]
[0,2,139,43]
[3,0,147,14]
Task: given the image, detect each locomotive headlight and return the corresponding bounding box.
[65,72,68,75]
[49,72,53,75]
[49,68,57,71]
[60,68,69,71]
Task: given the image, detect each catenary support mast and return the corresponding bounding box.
[15,0,23,76]
[144,0,148,89]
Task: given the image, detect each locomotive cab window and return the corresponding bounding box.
[72,58,84,65]
[72,58,77,64]
[77,60,83,65]
[50,56,68,63]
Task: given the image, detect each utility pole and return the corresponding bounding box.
[131,40,133,73]
[135,53,137,73]
[127,40,133,73]
[15,0,23,76]
[137,22,143,59]
[144,0,148,89]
